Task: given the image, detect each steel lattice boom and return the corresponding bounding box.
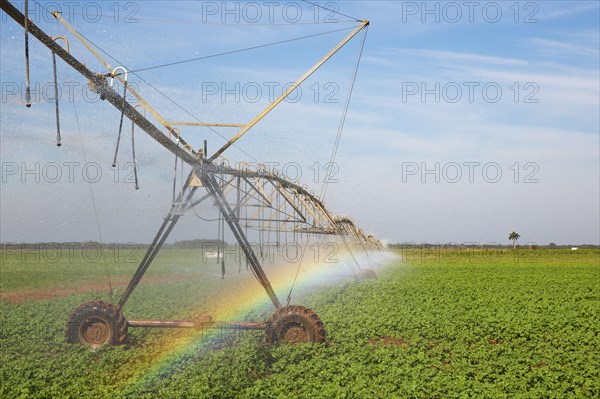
[1,0,383,347]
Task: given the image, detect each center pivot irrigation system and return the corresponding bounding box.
[2,0,384,348]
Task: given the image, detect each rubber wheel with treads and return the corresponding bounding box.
[265,305,325,344]
[356,269,377,280]
[65,300,128,348]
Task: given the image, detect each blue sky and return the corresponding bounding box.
[1,1,599,245]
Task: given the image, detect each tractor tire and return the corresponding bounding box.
[356,269,377,281]
[265,305,325,344]
[66,300,127,348]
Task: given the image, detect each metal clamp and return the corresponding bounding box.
[133,104,146,117]
[52,35,70,53]
[109,66,128,87]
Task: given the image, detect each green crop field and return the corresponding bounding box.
[1,247,598,398]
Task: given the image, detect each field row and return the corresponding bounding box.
[1,249,598,398]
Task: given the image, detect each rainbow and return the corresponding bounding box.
[120,248,398,393]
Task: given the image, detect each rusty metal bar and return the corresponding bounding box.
[128,319,266,330]
[128,320,197,328]
[166,122,246,128]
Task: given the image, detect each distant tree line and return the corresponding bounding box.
[168,239,227,249]
[2,241,597,250]
[388,243,599,249]
[0,240,228,250]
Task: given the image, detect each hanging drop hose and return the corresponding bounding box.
[111,80,128,167]
[216,210,221,265]
[217,171,226,279]
[170,127,182,204]
[172,138,179,204]
[180,150,184,193]
[24,0,31,107]
[339,233,362,273]
[221,214,226,279]
[130,119,139,189]
[51,50,61,146]
[238,244,242,274]
[131,104,144,190]
[258,229,264,260]
[51,36,69,146]
[244,194,249,270]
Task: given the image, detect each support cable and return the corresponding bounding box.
[117,183,197,309]
[339,233,362,273]
[110,26,356,76]
[111,80,128,167]
[286,239,310,306]
[53,9,356,25]
[31,0,362,164]
[320,24,368,200]
[52,17,115,302]
[51,49,61,145]
[30,0,259,163]
[299,0,361,22]
[38,0,356,164]
[202,173,281,308]
[85,36,260,161]
[71,94,114,303]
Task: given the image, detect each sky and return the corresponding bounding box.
[1,0,599,246]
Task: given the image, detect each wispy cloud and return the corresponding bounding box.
[384,48,530,67]
[527,37,599,58]
[539,2,600,20]
[2,1,598,244]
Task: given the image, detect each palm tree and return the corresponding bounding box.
[508,231,520,249]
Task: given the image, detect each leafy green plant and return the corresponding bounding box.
[1,249,598,398]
